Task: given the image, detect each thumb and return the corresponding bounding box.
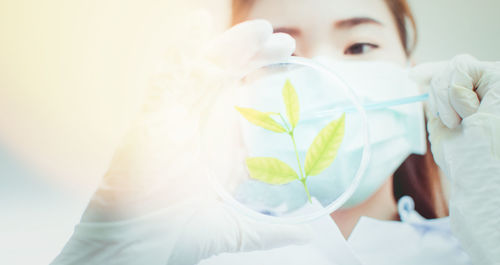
[449,85,480,119]
[448,55,482,119]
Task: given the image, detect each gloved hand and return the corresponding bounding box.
[51,17,312,265]
[411,54,500,265]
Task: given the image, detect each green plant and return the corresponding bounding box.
[235,79,345,203]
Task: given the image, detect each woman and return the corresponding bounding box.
[51,0,500,264]
[232,0,448,238]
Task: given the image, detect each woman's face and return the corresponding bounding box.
[246,0,408,65]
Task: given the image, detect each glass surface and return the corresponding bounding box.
[203,57,370,224]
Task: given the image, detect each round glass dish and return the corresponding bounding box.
[203,57,370,224]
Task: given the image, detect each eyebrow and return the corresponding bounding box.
[273,27,301,36]
[334,17,383,29]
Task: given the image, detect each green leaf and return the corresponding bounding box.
[246,157,299,185]
[282,79,300,129]
[304,113,346,176]
[235,106,287,133]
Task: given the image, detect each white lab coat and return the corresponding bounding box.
[199,196,471,265]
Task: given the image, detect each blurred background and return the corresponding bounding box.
[409,0,500,62]
[0,0,498,264]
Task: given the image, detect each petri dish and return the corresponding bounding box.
[202,57,370,224]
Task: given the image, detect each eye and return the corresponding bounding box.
[344,42,379,55]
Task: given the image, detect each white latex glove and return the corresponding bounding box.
[51,18,312,265]
[411,54,500,265]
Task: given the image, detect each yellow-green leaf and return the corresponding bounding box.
[246,157,299,185]
[235,106,287,133]
[304,113,346,176]
[282,79,300,129]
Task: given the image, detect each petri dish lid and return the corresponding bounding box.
[202,57,370,224]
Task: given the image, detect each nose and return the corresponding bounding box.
[307,43,340,60]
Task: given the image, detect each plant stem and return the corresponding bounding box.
[290,130,312,203]
[290,132,304,180]
[277,113,311,203]
[301,179,312,203]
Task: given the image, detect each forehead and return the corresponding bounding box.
[247,0,395,28]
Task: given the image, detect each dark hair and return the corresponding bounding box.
[382,0,448,219]
[231,0,448,219]
[384,0,417,56]
[393,129,448,219]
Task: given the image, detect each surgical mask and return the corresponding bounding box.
[234,57,426,211]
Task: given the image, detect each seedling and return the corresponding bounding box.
[235,79,345,202]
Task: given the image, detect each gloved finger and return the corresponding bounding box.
[429,62,462,128]
[449,54,481,119]
[237,218,313,252]
[473,61,500,116]
[426,115,452,177]
[238,32,295,77]
[477,71,500,115]
[247,32,296,69]
[166,202,313,265]
[409,61,451,124]
[204,19,273,70]
[426,82,439,122]
[449,85,480,119]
